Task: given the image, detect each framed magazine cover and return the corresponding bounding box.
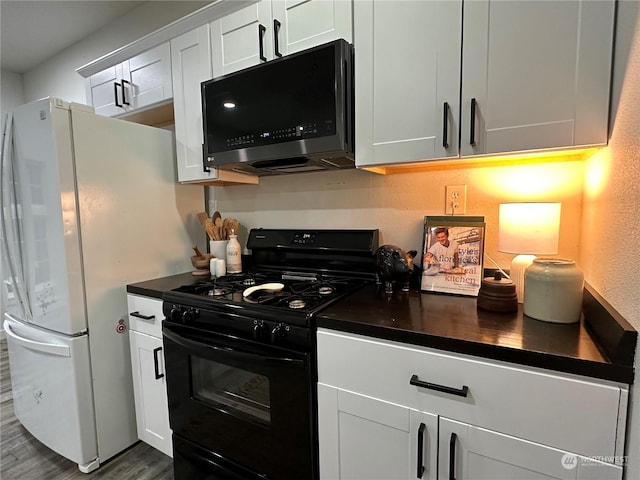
[421,216,485,296]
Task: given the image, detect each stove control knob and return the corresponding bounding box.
[169,306,182,323]
[270,322,289,344]
[253,321,269,341]
[181,308,198,323]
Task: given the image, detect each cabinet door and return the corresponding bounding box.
[271,0,352,56]
[129,330,172,457]
[86,63,128,117]
[171,26,218,183]
[210,0,273,77]
[460,0,614,157]
[439,418,622,480]
[127,42,173,111]
[355,0,462,168]
[318,384,437,480]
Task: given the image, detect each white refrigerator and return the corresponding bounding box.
[0,98,203,472]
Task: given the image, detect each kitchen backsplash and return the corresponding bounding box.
[209,158,585,271]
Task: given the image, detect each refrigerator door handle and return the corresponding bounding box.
[3,316,71,357]
[0,112,32,320]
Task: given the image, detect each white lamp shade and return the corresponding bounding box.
[498,203,561,255]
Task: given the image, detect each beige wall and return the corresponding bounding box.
[210,159,585,269]
[581,2,640,478]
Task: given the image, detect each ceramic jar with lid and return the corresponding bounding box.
[523,258,584,323]
[477,271,518,313]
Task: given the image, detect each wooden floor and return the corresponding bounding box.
[1,339,174,479]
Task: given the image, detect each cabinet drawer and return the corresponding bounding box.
[127,294,164,337]
[317,329,625,459]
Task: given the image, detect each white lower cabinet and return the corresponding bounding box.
[127,294,172,457]
[317,329,626,480]
[318,385,437,480]
[440,418,621,480]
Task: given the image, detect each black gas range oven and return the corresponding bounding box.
[162,228,379,480]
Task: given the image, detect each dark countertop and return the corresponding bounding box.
[127,273,636,384]
[127,272,206,299]
[317,283,636,384]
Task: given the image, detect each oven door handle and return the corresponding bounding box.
[163,326,305,366]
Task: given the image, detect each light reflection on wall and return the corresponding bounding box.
[471,155,586,199]
[584,147,611,197]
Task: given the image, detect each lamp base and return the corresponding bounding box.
[511,254,536,303]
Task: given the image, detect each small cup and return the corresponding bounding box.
[215,259,226,277]
[210,258,217,276]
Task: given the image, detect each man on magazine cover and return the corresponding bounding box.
[426,227,459,270]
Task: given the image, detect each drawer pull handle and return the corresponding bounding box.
[449,432,458,480]
[417,422,426,478]
[130,311,155,320]
[410,374,469,397]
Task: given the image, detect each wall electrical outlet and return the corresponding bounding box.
[445,185,467,215]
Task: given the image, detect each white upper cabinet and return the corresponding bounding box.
[270,0,352,56]
[210,0,273,77]
[127,43,173,111]
[355,0,615,168]
[87,43,173,117]
[170,26,217,183]
[210,0,352,77]
[355,0,462,167]
[170,25,260,185]
[460,0,614,157]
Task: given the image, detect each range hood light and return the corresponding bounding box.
[223,102,236,109]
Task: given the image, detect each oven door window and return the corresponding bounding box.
[192,358,270,426]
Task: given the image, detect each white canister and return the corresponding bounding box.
[523,259,584,324]
[210,257,217,276]
[215,259,226,277]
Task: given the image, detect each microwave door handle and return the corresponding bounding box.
[163,326,304,367]
[258,24,267,62]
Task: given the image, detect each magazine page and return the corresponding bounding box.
[421,216,485,296]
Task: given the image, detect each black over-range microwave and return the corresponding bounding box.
[201,39,354,176]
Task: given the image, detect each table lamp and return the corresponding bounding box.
[498,203,561,303]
